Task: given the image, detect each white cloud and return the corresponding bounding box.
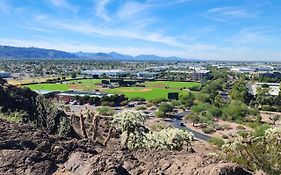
[225,28,276,46]
[117,1,150,20]
[49,0,78,12]
[203,6,260,24]
[96,0,111,21]
[34,15,188,48]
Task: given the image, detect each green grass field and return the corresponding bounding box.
[25,79,200,101]
[106,81,200,100]
[105,87,191,101]
[144,81,199,89]
[25,79,102,91]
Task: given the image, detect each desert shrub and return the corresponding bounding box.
[251,124,271,137]
[97,106,115,116]
[208,106,222,117]
[237,130,249,137]
[208,137,225,148]
[180,92,195,107]
[146,102,153,107]
[236,125,246,130]
[130,97,146,102]
[120,100,128,106]
[136,106,147,111]
[202,127,216,134]
[155,110,165,118]
[158,103,174,113]
[261,105,276,111]
[100,101,110,106]
[222,127,281,174]
[0,110,26,123]
[150,98,167,104]
[213,124,224,131]
[150,123,166,131]
[246,122,261,129]
[189,86,201,91]
[222,123,231,130]
[170,100,181,107]
[145,128,194,151]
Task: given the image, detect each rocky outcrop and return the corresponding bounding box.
[62,150,252,175]
[0,119,253,175]
[0,119,96,175]
[0,78,78,138]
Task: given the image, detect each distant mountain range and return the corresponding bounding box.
[0,45,190,61]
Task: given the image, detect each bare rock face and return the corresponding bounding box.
[0,150,56,175]
[64,152,129,175]
[195,162,252,175]
[63,150,252,175]
[0,118,253,175]
[0,119,97,175]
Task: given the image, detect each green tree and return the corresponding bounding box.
[157,102,174,117]
[180,92,195,107]
[71,72,77,79]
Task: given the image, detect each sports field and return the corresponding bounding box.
[25,80,200,100]
[106,81,200,100]
[25,79,102,91]
[105,87,190,100]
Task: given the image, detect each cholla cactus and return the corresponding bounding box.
[112,110,194,151]
[112,110,146,132]
[112,110,146,148]
[122,129,147,150]
[144,128,194,151]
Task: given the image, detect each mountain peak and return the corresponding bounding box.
[0,45,191,61]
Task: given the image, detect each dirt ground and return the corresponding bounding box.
[120,88,152,92]
[260,111,281,125]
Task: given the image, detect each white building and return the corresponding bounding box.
[135,71,157,79]
[0,71,11,78]
[81,69,128,77]
[249,82,280,96]
[230,67,255,73]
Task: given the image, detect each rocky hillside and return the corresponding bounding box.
[0,119,253,175]
[0,78,77,137]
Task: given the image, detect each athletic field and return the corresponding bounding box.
[25,80,200,100]
[25,79,102,91]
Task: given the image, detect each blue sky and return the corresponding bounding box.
[0,0,281,61]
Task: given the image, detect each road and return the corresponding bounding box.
[63,104,212,141]
[171,111,212,141]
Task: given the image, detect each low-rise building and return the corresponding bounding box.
[135,71,157,79]
[248,82,280,96]
[81,69,128,78]
[56,90,114,102]
[192,70,210,81]
[230,67,255,73]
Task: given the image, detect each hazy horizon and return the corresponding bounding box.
[1,0,281,61]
